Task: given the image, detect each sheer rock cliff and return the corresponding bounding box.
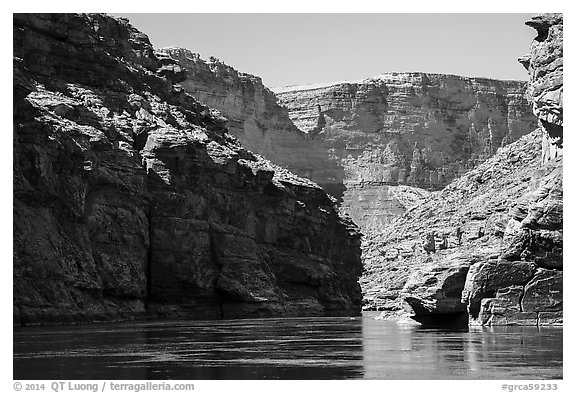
[13,13,362,325]
[274,74,537,232]
[363,13,563,326]
[12,12,561,327]
[156,48,345,199]
[465,13,563,326]
[161,49,537,237]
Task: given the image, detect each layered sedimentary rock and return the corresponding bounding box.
[363,13,563,326]
[464,13,563,326]
[156,48,345,198]
[159,49,536,232]
[361,131,546,317]
[274,74,537,231]
[519,13,563,162]
[13,13,362,326]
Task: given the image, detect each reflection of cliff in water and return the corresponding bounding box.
[361,316,562,379]
[14,315,561,380]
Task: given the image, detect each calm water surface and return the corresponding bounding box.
[13,312,562,379]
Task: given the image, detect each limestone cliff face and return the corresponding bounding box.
[464,13,563,326]
[13,13,362,325]
[361,131,547,316]
[519,13,563,162]
[363,13,563,326]
[274,74,537,231]
[162,49,536,233]
[156,48,344,198]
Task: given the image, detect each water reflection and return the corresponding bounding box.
[362,316,562,379]
[13,314,562,380]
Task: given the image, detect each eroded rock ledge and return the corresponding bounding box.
[13,13,362,325]
[274,73,537,232]
[364,13,563,326]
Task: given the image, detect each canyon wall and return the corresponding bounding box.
[13,12,559,328]
[157,48,345,198]
[13,13,362,326]
[363,13,563,326]
[163,49,537,234]
[275,74,537,232]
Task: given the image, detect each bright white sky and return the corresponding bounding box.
[115,13,536,88]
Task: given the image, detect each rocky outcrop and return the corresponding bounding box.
[13,13,362,326]
[463,13,563,326]
[363,13,563,326]
[519,13,563,162]
[361,130,546,317]
[275,75,537,231]
[401,251,476,326]
[469,268,562,326]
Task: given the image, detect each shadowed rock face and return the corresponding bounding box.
[13,13,362,325]
[364,13,562,326]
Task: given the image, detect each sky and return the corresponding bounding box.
[115,13,536,88]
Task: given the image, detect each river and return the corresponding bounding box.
[13,312,562,379]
